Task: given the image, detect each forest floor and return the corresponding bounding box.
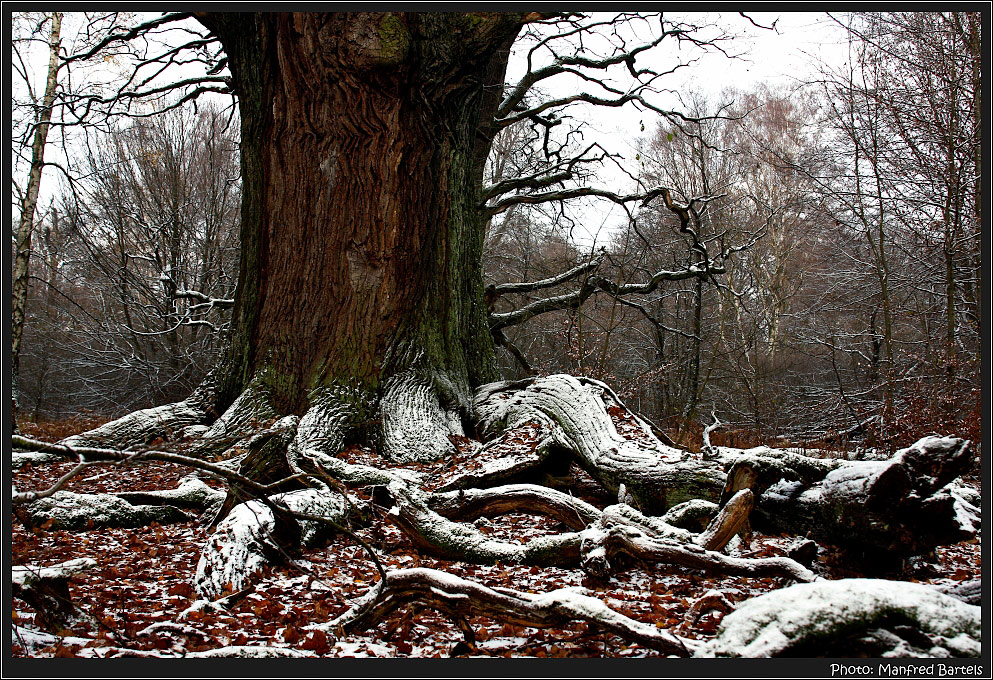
[10,420,983,659]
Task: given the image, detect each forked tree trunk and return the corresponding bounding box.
[192,12,524,460]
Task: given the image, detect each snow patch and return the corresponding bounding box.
[185,645,315,658]
[11,625,92,655]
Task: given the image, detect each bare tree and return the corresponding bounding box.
[12,12,62,431]
[18,103,240,418]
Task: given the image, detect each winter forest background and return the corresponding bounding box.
[13,11,981,453]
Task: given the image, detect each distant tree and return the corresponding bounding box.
[12,11,62,431]
[807,11,982,447]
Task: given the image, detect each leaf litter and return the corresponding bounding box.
[11,451,981,658]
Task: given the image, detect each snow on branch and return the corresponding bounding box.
[491,251,605,295]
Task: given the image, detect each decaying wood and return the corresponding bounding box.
[693,489,753,551]
[12,558,97,633]
[719,436,975,559]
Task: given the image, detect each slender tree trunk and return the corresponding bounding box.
[967,12,981,330]
[193,13,523,457]
[681,274,704,427]
[12,11,61,433]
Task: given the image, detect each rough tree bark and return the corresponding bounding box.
[186,12,526,462]
[716,435,976,561]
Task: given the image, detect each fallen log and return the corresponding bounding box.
[12,558,97,633]
[719,436,975,560]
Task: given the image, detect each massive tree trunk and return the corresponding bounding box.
[188,12,524,460]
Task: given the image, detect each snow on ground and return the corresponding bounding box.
[11,453,983,658]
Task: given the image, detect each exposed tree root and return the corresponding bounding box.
[194,488,348,598]
[55,379,216,450]
[15,490,194,531]
[20,372,980,659]
[208,416,305,526]
[321,567,701,657]
[379,369,468,463]
[579,519,816,583]
[473,375,726,512]
[287,385,373,472]
[189,376,281,458]
[428,483,602,530]
[114,475,225,514]
[577,496,814,583]
[386,480,583,566]
[59,400,207,450]
[433,422,558,492]
[700,578,982,657]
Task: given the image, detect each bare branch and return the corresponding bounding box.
[493,250,605,295]
[64,12,196,63]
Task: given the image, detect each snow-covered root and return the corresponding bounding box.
[347,471,794,585]
[12,558,97,633]
[724,435,975,559]
[287,385,374,472]
[320,567,701,657]
[580,501,815,584]
[378,369,468,463]
[428,483,602,530]
[386,480,583,566]
[12,450,67,469]
[59,399,206,450]
[14,489,193,531]
[114,475,225,515]
[433,422,558,492]
[193,488,348,599]
[188,376,281,458]
[208,415,304,526]
[473,375,726,513]
[699,578,982,657]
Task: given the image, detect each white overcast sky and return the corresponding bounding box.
[15,11,850,243]
[505,11,851,246]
